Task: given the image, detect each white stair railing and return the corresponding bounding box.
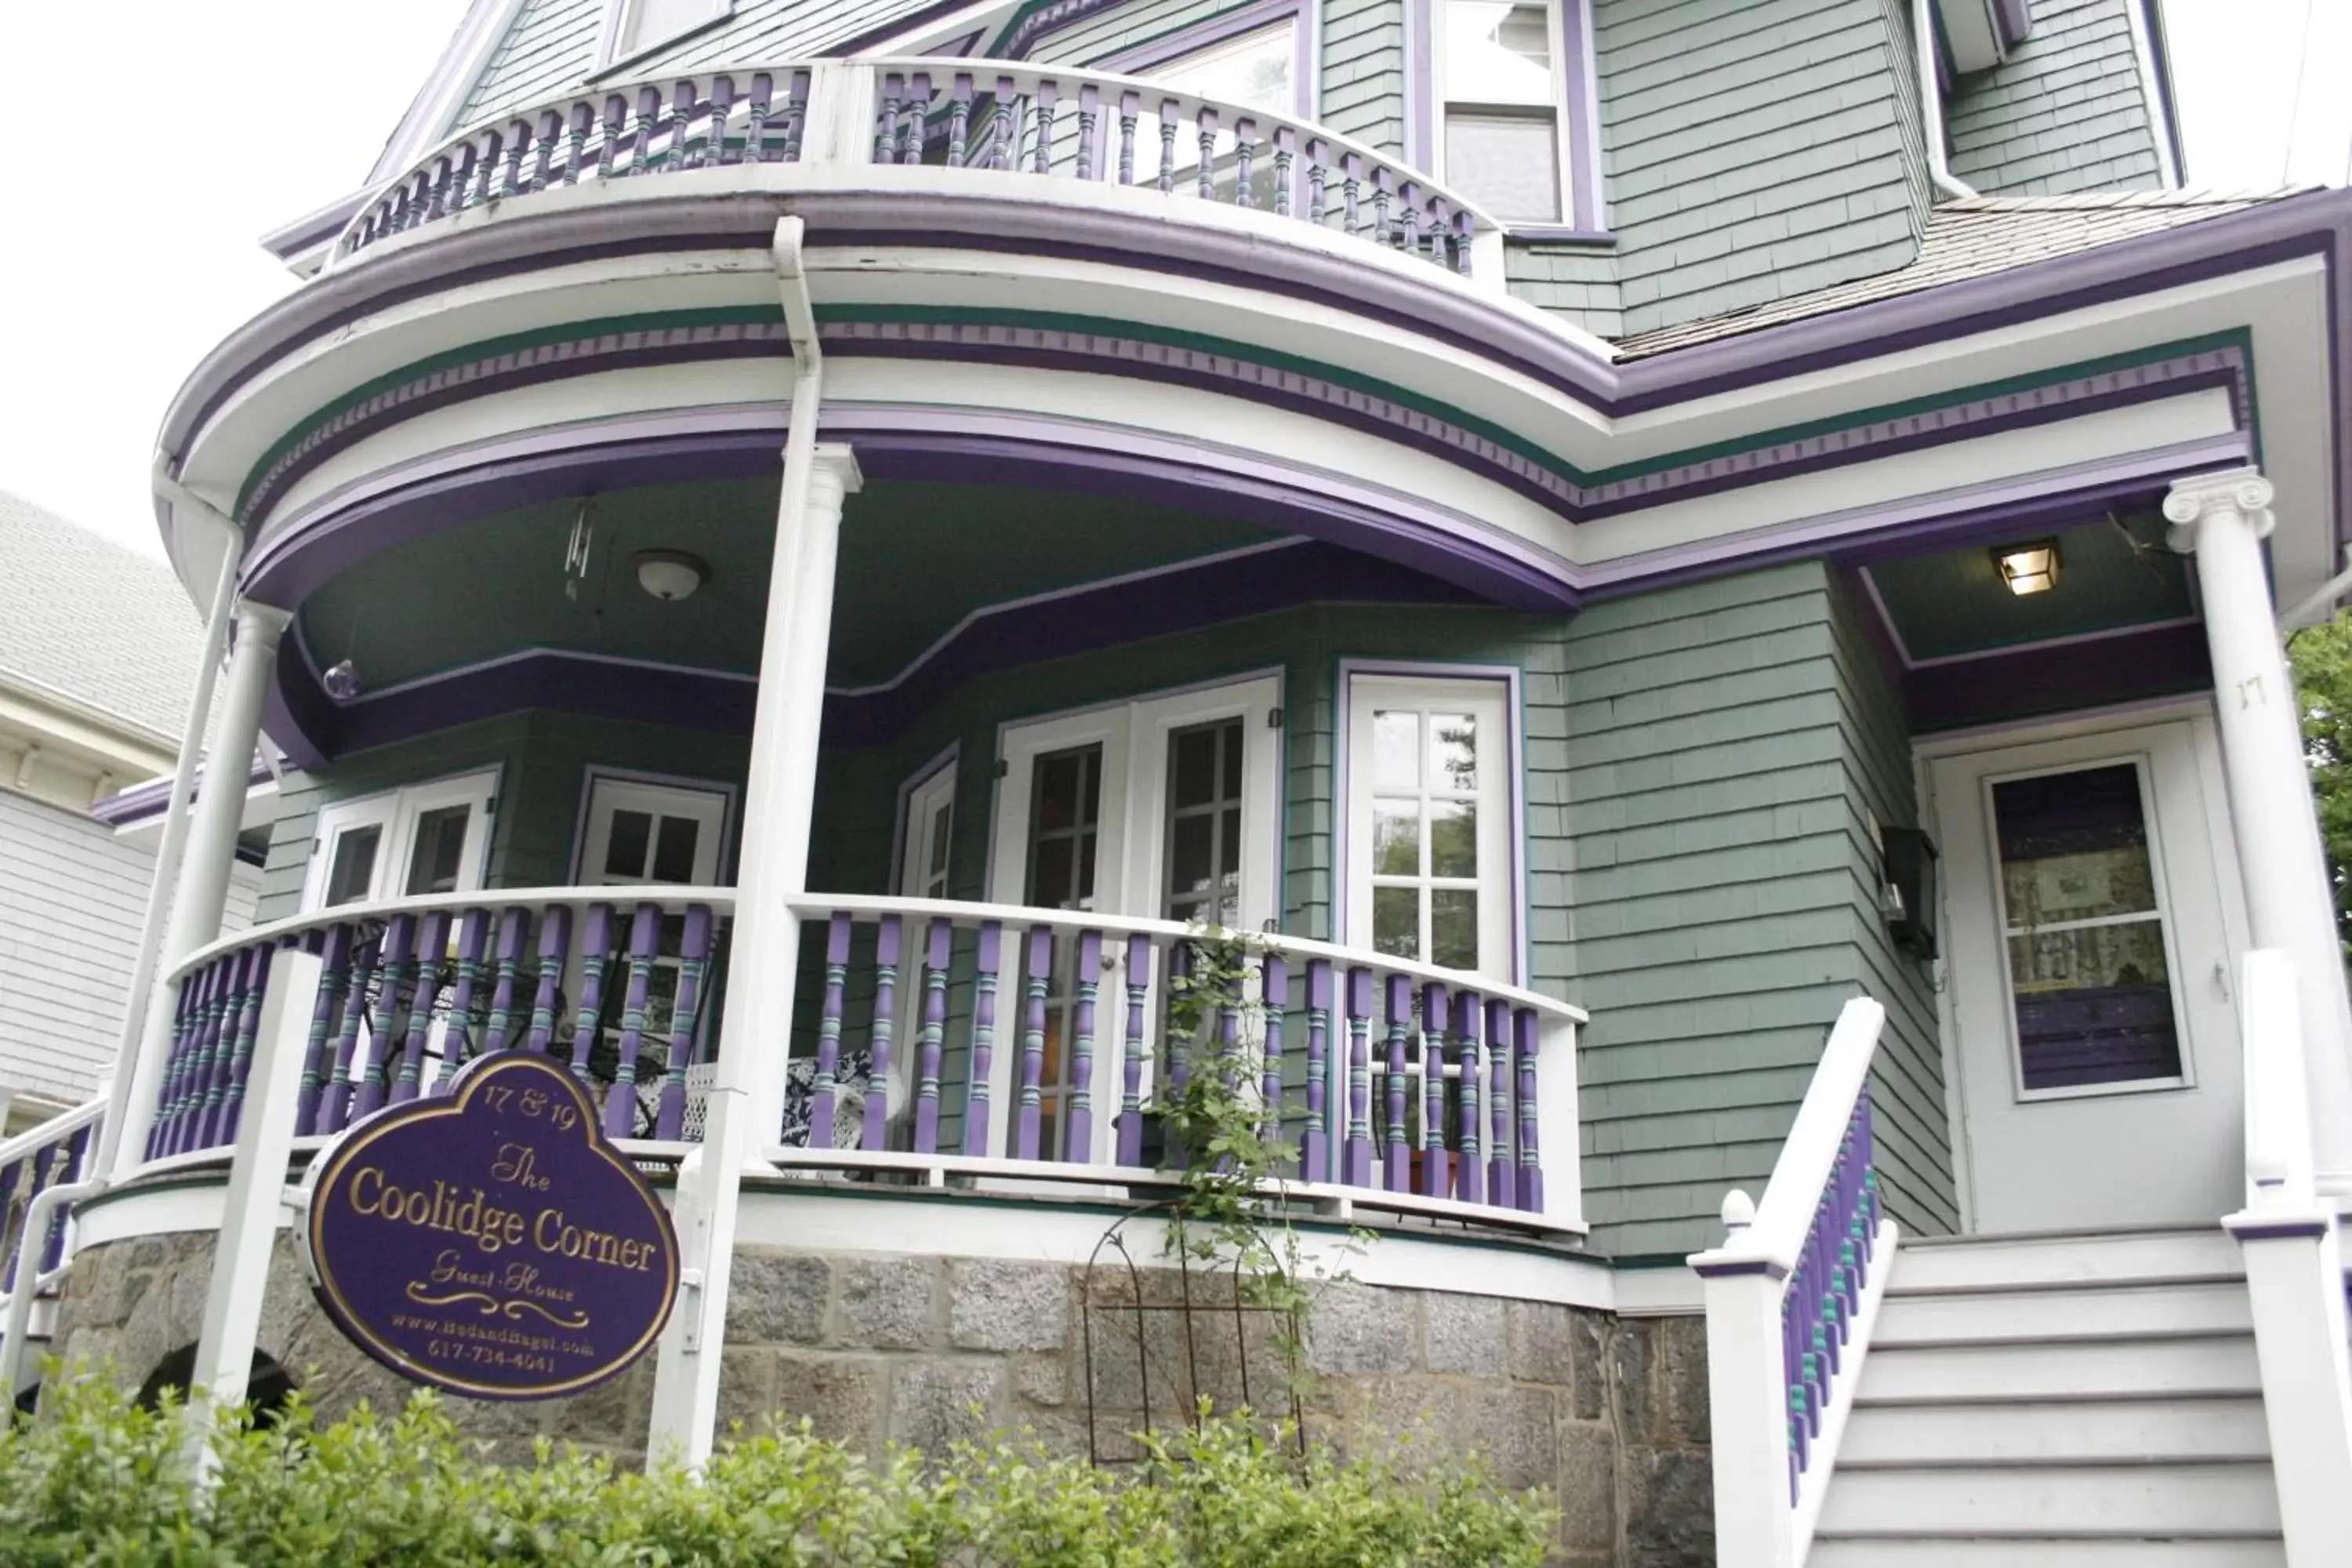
[1689,996,1898,1568]
[0,1090,109,1397]
[2221,948,2352,1566]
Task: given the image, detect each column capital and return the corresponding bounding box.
[2163,466,2275,550]
[231,600,295,641]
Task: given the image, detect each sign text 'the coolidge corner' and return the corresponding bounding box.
[302,1051,680,1399]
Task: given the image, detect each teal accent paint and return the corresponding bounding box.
[1946,0,2168,197]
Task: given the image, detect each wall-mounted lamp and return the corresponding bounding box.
[1994,539,2061,595]
[631,549,710,602]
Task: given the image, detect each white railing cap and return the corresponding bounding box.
[0,1091,107,1170]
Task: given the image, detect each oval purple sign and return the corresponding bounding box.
[303,1051,679,1400]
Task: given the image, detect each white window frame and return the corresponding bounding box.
[570,768,735,887]
[1341,669,1519,985]
[301,768,499,912]
[1428,0,1578,227]
[593,0,734,72]
[895,750,960,900]
[1980,752,2198,1103]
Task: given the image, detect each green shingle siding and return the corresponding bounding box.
[1592,0,1925,336]
[1945,0,2166,196]
[1559,562,1955,1258]
[1319,0,1406,156]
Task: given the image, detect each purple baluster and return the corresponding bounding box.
[481,906,532,1054]
[1420,983,1450,1199]
[653,905,714,1140]
[212,945,275,1147]
[1455,209,1476,278]
[1453,987,1484,1206]
[1033,80,1058,175]
[949,74,972,165]
[1076,85,1098,180]
[1486,999,1514,1210]
[1067,930,1100,1162]
[670,79,699,169]
[1308,138,1328,224]
[1301,959,1330,1180]
[1384,974,1413,1192]
[1234,117,1257,208]
[1344,967,1374,1187]
[145,966,198,1156]
[175,954,241,1155]
[1116,89,1138,183]
[316,934,383,1134]
[706,74,735,165]
[601,903,662,1138]
[783,71,811,162]
[432,909,492,1093]
[294,924,354,1135]
[1260,956,1286,1146]
[1014,927,1052,1160]
[426,155,453,220]
[1156,99,1178,194]
[809,913,852,1147]
[1117,935,1150,1166]
[862,916,902,1152]
[352,914,417,1119]
[524,905,574,1055]
[630,86,662,173]
[993,77,1017,170]
[1272,125,1294,218]
[601,95,628,179]
[1515,1008,1542,1210]
[1342,152,1363,235]
[746,73,774,162]
[877,73,903,163]
[962,921,1002,1155]
[39,1120,96,1271]
[1399,180,1421,253]
[391,912,450,1105]
[904,73,930,164]
[452,140,481,211]
[1194,106,1217,198]
[502,119,529,196]
[913,919,950,1153]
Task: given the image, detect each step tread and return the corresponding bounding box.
[1809,1537,2285,1566]
[1889,1232,2244,1294]
[1818,1464,2281,1537]
[1839,1396,2271,1465]
[1857,1334,2260,1403]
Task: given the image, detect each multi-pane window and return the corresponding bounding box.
[305,770,496,912]
[1025,746,1105,1160]
[1119,18,1300,200]
[1439,0,1564,222]
[1347,676,1513,983]
[1991,762,2187,1092]
[899,764,956,902]
[1161,720,1246,927]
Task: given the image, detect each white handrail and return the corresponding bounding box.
[1700,997,1884,1272]
[0,1094,106,1176]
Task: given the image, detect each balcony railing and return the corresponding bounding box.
[136,887,1583,1233]
[329,57,1502,280]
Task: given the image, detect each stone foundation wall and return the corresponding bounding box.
[46,1233,1711,1567]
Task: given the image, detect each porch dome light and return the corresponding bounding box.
[1994,540,2060,595]
[632,549,710,602]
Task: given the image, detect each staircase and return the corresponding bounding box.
[1809,1225,2283,1566]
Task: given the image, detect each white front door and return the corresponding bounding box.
[985,676,1283,1159]
[1929,714,2249,1233]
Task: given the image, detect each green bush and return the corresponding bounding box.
[0,1374,1554,1566]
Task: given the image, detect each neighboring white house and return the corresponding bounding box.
[0,492,258,1133]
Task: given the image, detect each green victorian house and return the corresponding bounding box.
[8,0,2352,1560]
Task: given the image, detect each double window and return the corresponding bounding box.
[304,769,499,912]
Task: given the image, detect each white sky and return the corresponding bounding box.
[0,0,2347,564]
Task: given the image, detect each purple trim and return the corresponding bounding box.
[2227,1219,2332,1241]
[1907,620,2212,733]
[1689,1258,1789,1280]
[93,759,274,826]
[1558,0,1602,230]
[1508,227,1613,246]
[1404,0,1432,172]
[1992,0,2033,50]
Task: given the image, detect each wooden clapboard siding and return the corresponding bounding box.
[1561,561,1954,1258]
[1504,245,1625,341]
[1945,0,2168,195]
[1319,0,1406,156]
[0,789,258,1107]
[1593,0,1925,337]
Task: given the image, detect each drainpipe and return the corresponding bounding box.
[92,466,244,1179]
[1913,0,1979,201]
[647,212,863,1468]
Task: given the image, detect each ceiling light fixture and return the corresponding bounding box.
[632,549,710,602]
[1994,540,2060,596]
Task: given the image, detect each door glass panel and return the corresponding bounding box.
[1992,764,2184,1091]
[1373,711,1420,789]
[924,800,953,897]
[1373,800,1421,875]
[1431,888,1479,971]
[1432,713,1478,790]
[1372,886,1419,960]
[322,826,382,908]
[651,815,701,883]
[403,805,473,896]
[1429,800,1479,878]
[1161,720,1244,927]
[604,809,654,880]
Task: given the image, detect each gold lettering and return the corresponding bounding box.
[350,1166,386,1217]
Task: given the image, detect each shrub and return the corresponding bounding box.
[0,1374,1554,1566]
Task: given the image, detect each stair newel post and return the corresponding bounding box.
[1690,1189,1798,1568]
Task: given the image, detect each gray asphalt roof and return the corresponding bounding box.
[1611,187,2317,360]
[0,490,206,746]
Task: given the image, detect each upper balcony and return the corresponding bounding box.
[325,58,1504,285]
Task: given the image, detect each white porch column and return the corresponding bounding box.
[111,601,292,1177]
[645,443,860,1464]
[2164,468,2352,1196]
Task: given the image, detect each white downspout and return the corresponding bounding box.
[1914,0,1979,201]
[92,466,244,1178]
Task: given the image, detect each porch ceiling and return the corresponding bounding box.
[1861,510,2196,668]
[294,478,1279,698]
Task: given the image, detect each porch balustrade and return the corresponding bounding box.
[0,1097,103,1306]
[328,56,1500,279]
[129,887,1582,1233]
